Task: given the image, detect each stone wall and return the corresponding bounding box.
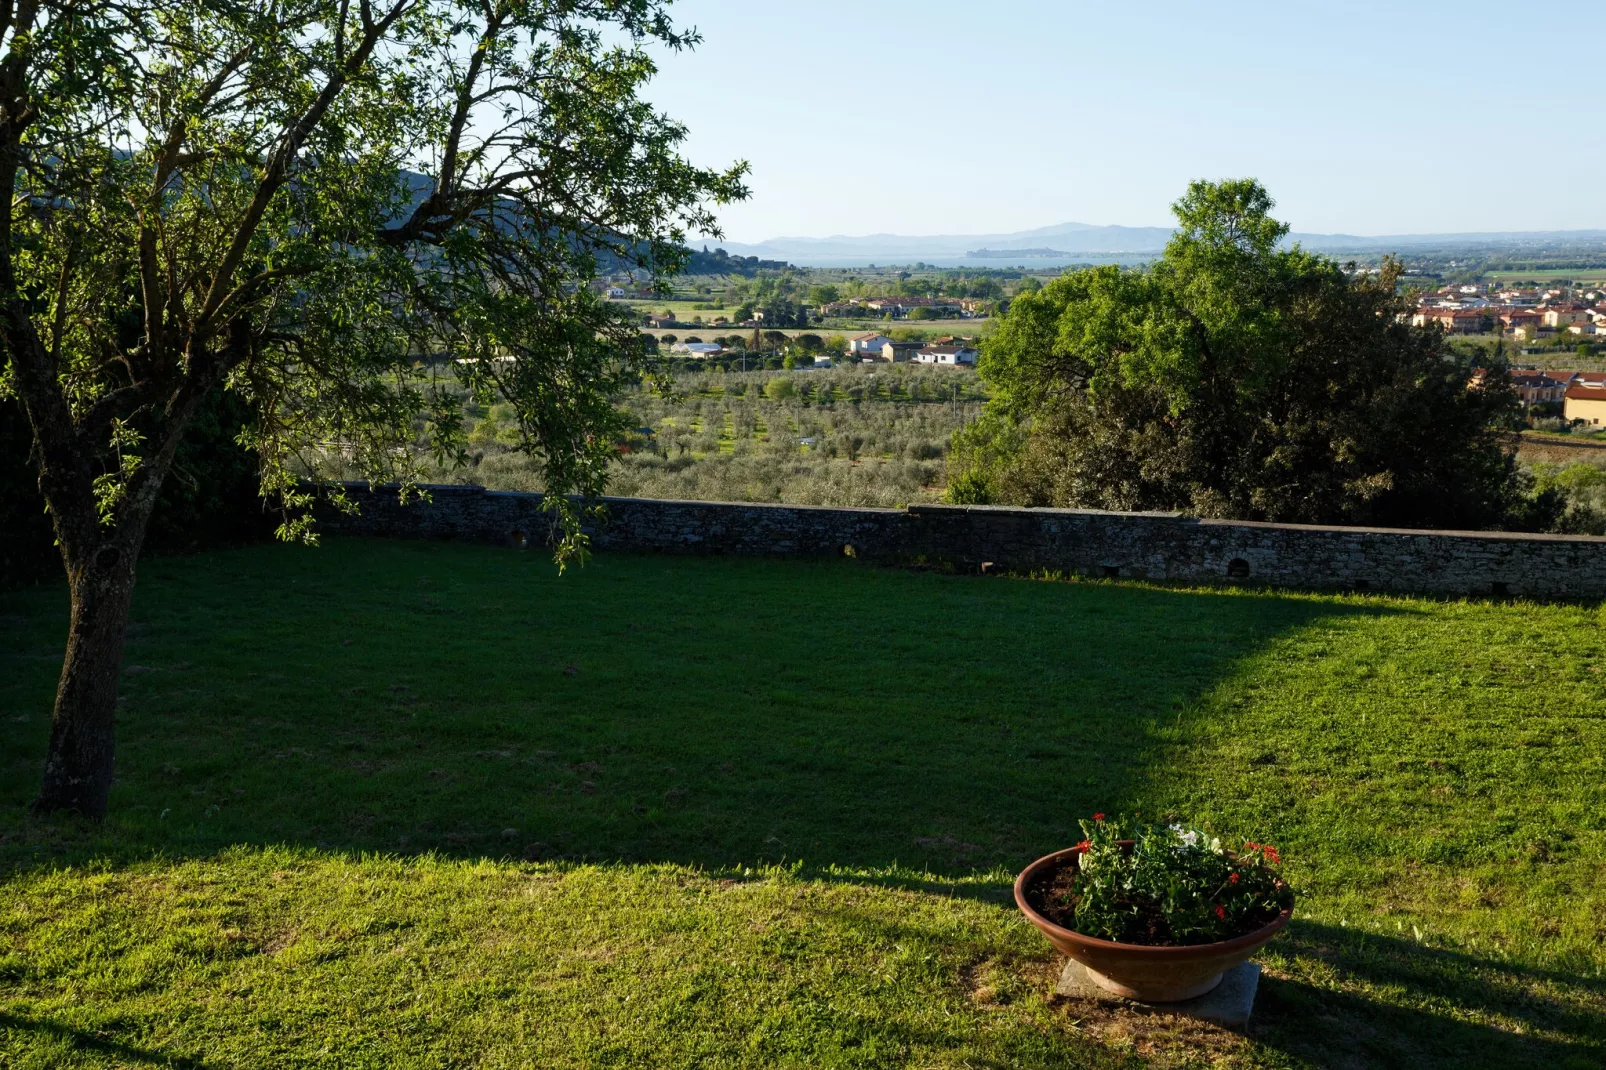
[318,484,1606,600]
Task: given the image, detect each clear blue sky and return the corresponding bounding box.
[644,0,1604,241]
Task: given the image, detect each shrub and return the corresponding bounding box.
[1059,815,1291,946]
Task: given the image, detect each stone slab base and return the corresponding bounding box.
[1055,959,1261,1030]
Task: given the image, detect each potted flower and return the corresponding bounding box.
[1014,814,1294,1002]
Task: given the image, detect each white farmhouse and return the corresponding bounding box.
[847,332,893,357]
[915,345,979,366]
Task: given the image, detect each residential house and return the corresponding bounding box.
[1510,373,1568,406]
[847,332,893,357]
[646,313,676,329]
[1500,309,1544,334]
[1564,385,1606,426]
[1551,371,1606,391]
[605,287,628,299]
[1542,306,1590,328]
[915,345,979,366]
[670,342,724,357]
[863,297,964,319]
[880,341,925,363]
[1413,308,1485,334]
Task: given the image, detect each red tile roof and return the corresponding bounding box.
[1565,386,1606,401]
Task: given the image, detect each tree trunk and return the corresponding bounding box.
[33,540,140,819]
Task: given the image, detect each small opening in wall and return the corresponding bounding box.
[1490,581,1510,597]
[1226,558,1251,580]
[1102,565,1121,579]
[510,529,528,550]
[1353,579,1371,592]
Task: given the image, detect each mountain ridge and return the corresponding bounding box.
[701,223,1606,264]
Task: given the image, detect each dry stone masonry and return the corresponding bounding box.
[319,484,1606,600]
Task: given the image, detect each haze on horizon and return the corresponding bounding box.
[646,0,1606,244]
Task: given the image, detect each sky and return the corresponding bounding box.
[642,0,1605,242]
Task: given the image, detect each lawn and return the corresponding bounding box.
[2,541,1604,1068]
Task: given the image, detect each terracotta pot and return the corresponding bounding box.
[1014,845,1293,1002]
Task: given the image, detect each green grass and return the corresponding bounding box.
[2,541,1605,1068]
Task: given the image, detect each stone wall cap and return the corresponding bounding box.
[908,504,1187,520]
[908,501,1606,544]
[335,483,1606,544]
[1193,516,1606,543]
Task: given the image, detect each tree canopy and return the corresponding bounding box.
[0,0,745,816]
[948,180,1528,531]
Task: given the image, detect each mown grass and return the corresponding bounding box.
[2,541,1604,1068]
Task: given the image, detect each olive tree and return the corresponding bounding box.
[0,0,746,817]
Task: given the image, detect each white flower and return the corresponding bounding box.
[1171,824,1200,848]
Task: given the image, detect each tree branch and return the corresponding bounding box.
[194,0,413,335]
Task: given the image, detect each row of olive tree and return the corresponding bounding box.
[948,180,1545,531]
[0,0,745,817]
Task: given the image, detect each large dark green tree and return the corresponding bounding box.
[949,179,1525,528]
[0,0,746,817]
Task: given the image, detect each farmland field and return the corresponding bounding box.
[2,541,1604,1067]
[452,364,986,507]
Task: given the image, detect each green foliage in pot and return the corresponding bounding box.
[1064,815,1292,946]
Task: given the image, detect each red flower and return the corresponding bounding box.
[1228,872,1240,884]
[1244,841,1260,852]
[1074,840,1091,852]
[1092,813,1106,821]
[1214,904,1226,919]
[1264,846,1281,864]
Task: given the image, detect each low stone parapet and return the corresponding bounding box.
[315,485,1606,599]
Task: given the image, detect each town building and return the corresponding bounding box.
[881,341,925,363]
[1565,385,1606,426]
[1500,310,1544,334]
[1542,307,1591,328]
[1412,308,1485,334]
[1511,373,1568,406]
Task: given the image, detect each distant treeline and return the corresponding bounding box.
[684,247,793,276]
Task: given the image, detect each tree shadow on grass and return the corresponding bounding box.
[0,1011,215,1068]
[2,544,1599,1068]
[1253,921,1606,1070]
[0,542,1404,882]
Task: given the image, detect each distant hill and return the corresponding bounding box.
[715,223,1177,261]
[707,223,1606,266]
